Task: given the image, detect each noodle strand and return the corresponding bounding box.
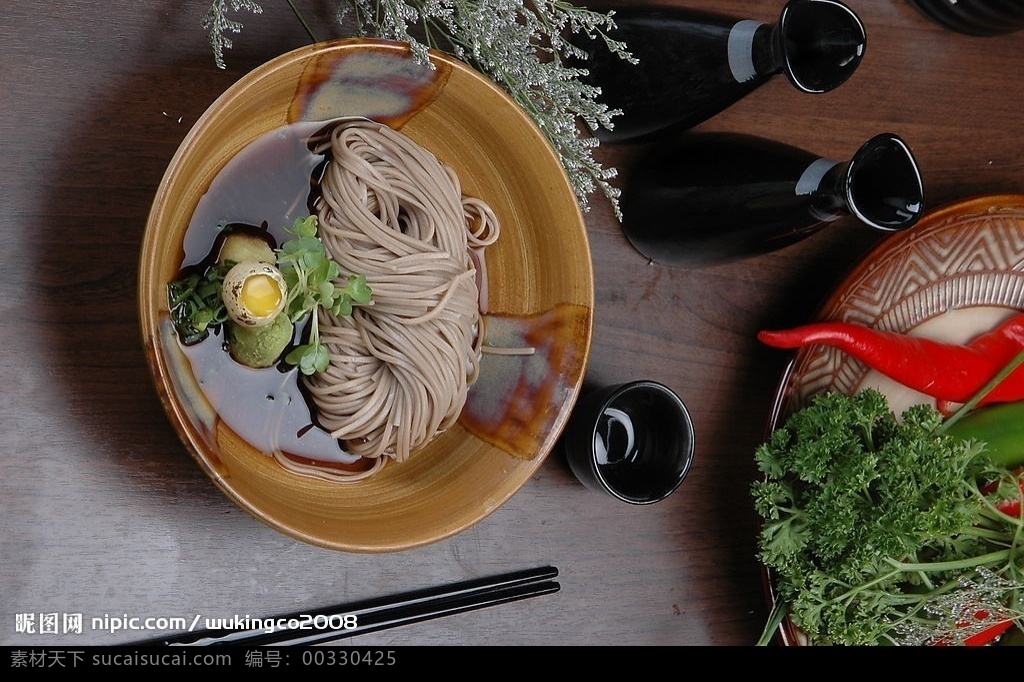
[304,119,500,465]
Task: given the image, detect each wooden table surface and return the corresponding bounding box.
[2,0,1022,648]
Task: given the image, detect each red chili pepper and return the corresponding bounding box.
[980,466,1024,517]
[962,618,1014,646]
[758,312,1024,407]
[997,499,1022,516]
[948,466,1023,646]
[931,606,1016,646]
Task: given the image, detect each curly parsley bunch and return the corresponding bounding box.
[753,389,1023,646]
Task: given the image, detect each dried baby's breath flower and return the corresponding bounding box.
[201,0,632,218]
[889,568,1024,646]
[201,0,265,69]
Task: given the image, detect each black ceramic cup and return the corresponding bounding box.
[562,380,695,505]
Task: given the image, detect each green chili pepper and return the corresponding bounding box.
[945,400,1024,469]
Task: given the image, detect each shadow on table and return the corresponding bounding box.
[34,20,317,509]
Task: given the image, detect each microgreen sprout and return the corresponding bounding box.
[277,215,373,375]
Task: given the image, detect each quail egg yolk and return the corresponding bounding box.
[222,260,289,328]
[240,273,284,318]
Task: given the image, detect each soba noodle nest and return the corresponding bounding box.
[303,119,500,463]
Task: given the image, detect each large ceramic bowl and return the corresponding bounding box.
[138,39,594,552]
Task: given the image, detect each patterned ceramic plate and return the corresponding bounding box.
[764,193,1024,645]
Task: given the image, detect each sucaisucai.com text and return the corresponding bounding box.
[91,652,234,667]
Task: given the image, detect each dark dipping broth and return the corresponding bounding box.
[174,120,371,470]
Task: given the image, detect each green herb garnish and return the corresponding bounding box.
[277,215,373,375]
[167,262,232,344]
[167,215,372,375]
[752,388,1024,646]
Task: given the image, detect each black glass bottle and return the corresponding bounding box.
[574,0,866,143]
[619,132,925,267]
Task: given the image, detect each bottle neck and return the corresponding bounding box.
[795,157,846,223]
[727,20,780,84]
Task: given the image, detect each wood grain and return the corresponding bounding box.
[2,0,1022,646]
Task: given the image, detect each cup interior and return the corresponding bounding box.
[564,380,694,504]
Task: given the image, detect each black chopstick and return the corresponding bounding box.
[133,565,559,646]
